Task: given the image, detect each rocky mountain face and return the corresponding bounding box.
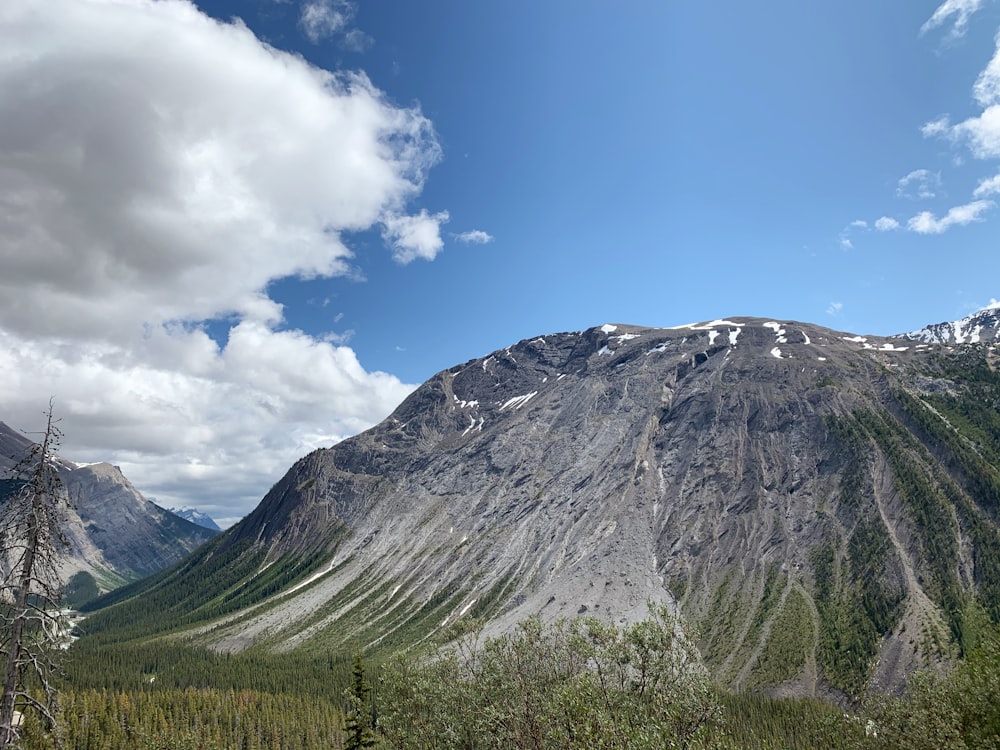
[0,422,217,596]
[84,311,1000,700]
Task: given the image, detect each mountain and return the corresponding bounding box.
[901,304,1000,345]
[166,506,222,531]
[0,421,218,601]
[81,313,1000,700]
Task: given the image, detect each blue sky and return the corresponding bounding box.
[205,0,1000,384]
[1,0,999,524]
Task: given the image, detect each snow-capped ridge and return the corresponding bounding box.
[900,304,1000,346]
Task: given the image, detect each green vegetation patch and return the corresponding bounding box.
[747,585,813,689]
[63,571,101,609]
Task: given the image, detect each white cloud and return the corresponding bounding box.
[299,0,354,43]
[827,302,843,316]
[381,209,450,263]
[343,29,374,52]
[454,229,495,244]
[920,0,987,39]
[0,324,415,527]
[838,219,866,249]
[874,216,900,231]
[906,199,995,233]
[0,0,445,522]
[949,104,1000,158]
[896,169,942,200]
[0,0,443,342]
[923,37,1000,159]
[974,173,1000,196]
[922,116,952,137]
[974,31,1000,106]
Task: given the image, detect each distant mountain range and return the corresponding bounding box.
[79,306,1000,699]
[0,422,218,603]
[165,506,222,531]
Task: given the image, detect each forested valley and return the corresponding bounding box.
[1,603,998,749]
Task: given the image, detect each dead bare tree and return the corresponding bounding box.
[1,402,70,748]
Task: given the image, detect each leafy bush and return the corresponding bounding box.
[376,605,729,749]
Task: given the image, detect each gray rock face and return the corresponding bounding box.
[64,462,217,578]
[0,422,217,591]
[151,315,997,700]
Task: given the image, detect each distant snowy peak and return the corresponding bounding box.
[167,506,222,531]
[899,304,1000,345]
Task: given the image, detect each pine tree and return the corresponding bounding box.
[1,402,70,747]
[343,655,376,750]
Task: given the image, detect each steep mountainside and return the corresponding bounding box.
[1,421,217,595]
[83,311,1000,699]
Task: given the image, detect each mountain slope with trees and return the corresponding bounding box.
[80,309,1000,699]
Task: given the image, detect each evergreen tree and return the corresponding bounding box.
[343,655,376,750]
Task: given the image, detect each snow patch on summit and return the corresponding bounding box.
[764,321,787,343]
[674,319,745,330]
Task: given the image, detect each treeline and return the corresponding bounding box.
[15,688,345,750]
[8,608,997,748]
[64,639,356,699]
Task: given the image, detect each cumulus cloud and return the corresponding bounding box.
[874,216,900,231]
[948,105,1000,158]
[896,169,942,200]
[0,0,446,523]
[906,199,995,233]
[923,37,1000,159]
[826,302,843,316]
[381,209,450,263]
[453,229,495,244]
[920,0,988,39]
